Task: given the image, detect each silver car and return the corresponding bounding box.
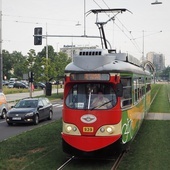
[0,92,8,119]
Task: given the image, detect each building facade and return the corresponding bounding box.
[146,52,165,71]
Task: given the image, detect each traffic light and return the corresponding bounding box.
[29,71,34,82]
[34,27,42,45]
[31,72,34,82]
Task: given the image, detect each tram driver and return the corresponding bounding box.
[91,89,112,109]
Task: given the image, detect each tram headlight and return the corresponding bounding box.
[66,125,72,133]
[100,127,105,133]
[96,123,121,136]
[106,126,115,134]
[63,122,81,135]
[73,127,77,131]
[66,125,77,133]
[99,126,114,134]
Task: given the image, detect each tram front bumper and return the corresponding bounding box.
[62,133,121,152]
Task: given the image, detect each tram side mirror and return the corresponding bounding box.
[115,83,123,97]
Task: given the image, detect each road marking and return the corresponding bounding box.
[0,120,6,124]
[53,104,63,107]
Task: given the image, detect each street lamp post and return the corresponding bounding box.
[84,0,86,36]
[142,30,144,62]
[0,0,2,92]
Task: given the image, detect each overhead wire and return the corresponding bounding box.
[2,13,80,27]
[97,0,143,54]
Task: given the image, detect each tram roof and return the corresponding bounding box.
[65,49,151,75]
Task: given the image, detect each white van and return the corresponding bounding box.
[0,93,8,119]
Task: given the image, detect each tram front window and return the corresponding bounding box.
[65,83,117,110]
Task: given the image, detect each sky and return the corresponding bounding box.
[1,0,170,66]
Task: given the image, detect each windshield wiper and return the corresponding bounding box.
[91,99,113,111]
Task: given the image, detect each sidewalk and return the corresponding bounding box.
[6,88,63,109]
[145,113,170,120]
[6,88,63,102]
[6,90,45,103]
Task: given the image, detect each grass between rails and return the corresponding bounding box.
[150,84,170,113]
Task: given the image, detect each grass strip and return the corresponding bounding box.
[0,120,65,170]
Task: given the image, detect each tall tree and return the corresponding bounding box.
[27,49,37,70]
[2,50,13,79]
[2,46,71,82]
[11,51,27,79]
[38,45,57,62]
[55,52,72,78]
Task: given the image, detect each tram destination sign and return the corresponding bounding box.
[70,73,110,81]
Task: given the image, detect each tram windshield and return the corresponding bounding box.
[66,83,117,110]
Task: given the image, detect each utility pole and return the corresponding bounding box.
[46,23,48,61]
[46,23,48,82]
[142,30,144,62]
[84,0,86,36]
[0,0,2,92]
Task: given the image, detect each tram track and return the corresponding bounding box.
[111,151,127,170]
[57,156,75,170]
[150,85,161,106]
[165,84,170,103]
[56,152,127,170]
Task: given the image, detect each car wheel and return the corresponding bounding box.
[34,114,39,125]
[7,122,13,126]
[48,111,53,120]
[1,109,6,119]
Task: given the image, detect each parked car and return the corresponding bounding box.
[13,82,28,89]
[6,97,53,125]
[21,81,29,86]
[2,80,9,86]
[34,82,46,89]
[0,92,8,119]
[8,82,15,88]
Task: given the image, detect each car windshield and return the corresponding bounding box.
[15,100,38,108]
[65,83,117,110]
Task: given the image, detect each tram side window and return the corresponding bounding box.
[133,79,137,102]
[134,77,147,103]
[121,78,132,107]
[142,86,145,96]
[146,84,151,92]
[146,77,151,93]
[139,77,145,97]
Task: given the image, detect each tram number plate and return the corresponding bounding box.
[83,127,94,132]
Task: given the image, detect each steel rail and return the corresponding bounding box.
[57,156,75,170]
[111,151,126,170]
[150,85,161,106]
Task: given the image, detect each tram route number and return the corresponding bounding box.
[83,127,94,132]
